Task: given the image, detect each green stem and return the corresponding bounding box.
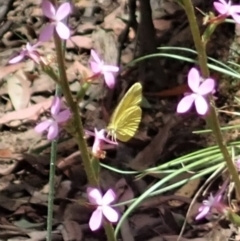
[53,34,97,186]
[53,25,116,241]
[104,221,116,241]
[46,132,57,241]
[182,0,240,195]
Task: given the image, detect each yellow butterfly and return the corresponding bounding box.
[107,82,142,142]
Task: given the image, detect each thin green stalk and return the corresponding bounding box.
[51,2,116,239]
[53,35,116,240]
[181,0,240,195]
[53,34,97,186]
[46,2,64,240]
[46,120,58,241]
[104,222,116,241]
[46,84,62,241]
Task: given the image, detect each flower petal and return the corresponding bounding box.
[35,119,52,133]
[55,109,71,123]
[213,2,228,14]
[51,97,61,116]
[103,65,119,73]
[89,208,103,231]
[231,13,240,24]
[55,2,71,21]
[87,188,102,205]
[102,206,119,223]
[198,78,215,95]
[195,96,208,115]
[42,0,56,19]
[230,5,240,13]
[214,194,222,204]
[102,189,116,205]
[28,51,40,64]
[103,72,115,89]
[9,53,25,64]
[25,43,33,51]
[176,94,195,113]
[91,49,101,64]
[39,24,54,42]
[188,68,200,93]
[47,121,59,140]
[56,22,70,39]
[90,61,102,73]
[196,206,210,220]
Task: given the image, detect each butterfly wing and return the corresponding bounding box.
[115,106,142,142]
[110,83,142,123]
[107,83,142,142]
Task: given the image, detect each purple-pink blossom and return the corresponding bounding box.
[87,188,119,231]
[177,68,215,115]
[35,97,71,140]
[196,193,222,220]
[9,42,41,64]
[196,180,228,220]
[85,129,117,158]
[90,49,119,89]
[39,0,71,41]
[214,0,240,24]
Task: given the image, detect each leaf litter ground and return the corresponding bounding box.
[0,0,240,240]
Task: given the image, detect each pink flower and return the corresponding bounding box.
[9,42,41,64]
[87,188,119,231]
[90,49,119,89]
[39,0,71,41]
[35,97,71,140]
[196,180,228,220]
[214,0,240,23]
[196,193,222,220]
[177,68,215,115]
[85,129,117,158]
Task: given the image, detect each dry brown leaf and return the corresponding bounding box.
[168,178,200,207]
[0,160,18,175]
[140,195,191,209]
[0,148,22,160]
[0,224,27,240]
[0,97,53,124]
[128,117,177,172]
[104,6,122,29]
[31,74,55,93]
[111,18,126,37]
[130,214,160,233]
[7,69,31,110]
[61,221,83,241]
[66,60,93,82]
[153,19,171,37]
[115,178,134,210]
[25,231,48,241]
[67,36,92,49]
[120,220,135,241]
[0,63,25,83]
[0,195,29,211]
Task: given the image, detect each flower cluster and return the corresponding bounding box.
[9,0,71,64]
